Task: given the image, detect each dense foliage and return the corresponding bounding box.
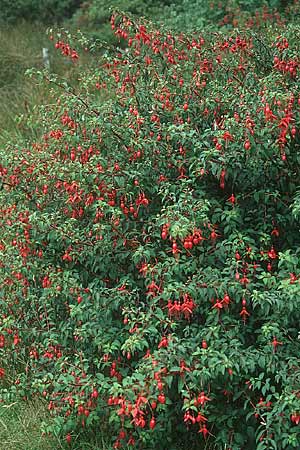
[71,0,174,44]
[73,0,173,24]
[72,0,297,34]
[1,2,300,450]
[160,0,297,30]
[0,0,82,24]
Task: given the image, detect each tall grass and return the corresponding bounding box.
[0,21,114,146]
[0,23,51,144]
[0,399,111,450]
[0,399,62,450]
[0,21,94,145]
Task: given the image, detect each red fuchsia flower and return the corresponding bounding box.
[264,103,277,121]
[291,413,300,425]
[184,410,196,424]
[196,412,208,423]
[196,392,211,407]
[222,131,234,141]
[228,194,236,204]
[271,227,279,237]
[13,334,20,346]
[268,247,277,259]
[219,169,226,189]
[198,424,210,438]
[289,273,298,284]
[272,336,282,352]
[212,299,223,310]
[0,335,5,348]
[158,336,168,349]
[127,436,135,446]
[222,293,231,306]
[240,306,250,323]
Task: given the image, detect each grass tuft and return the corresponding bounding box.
[0,398,111,450]
[0,399,62,450]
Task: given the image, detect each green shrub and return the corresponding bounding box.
[161,0,298,31]
[71,0,298,47]
[71,0,174,45]
[0,0,82,24]
[1,3,300,450]
[72,0,173,25]
[71,0,296,33]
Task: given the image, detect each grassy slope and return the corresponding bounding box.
[0,399,111,450]
[0,400,62,450]
[0,23,50,144]
[0,22,90,146]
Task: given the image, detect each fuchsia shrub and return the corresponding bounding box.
[1,4,300,449]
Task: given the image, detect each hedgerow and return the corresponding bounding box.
[1,3,300,449]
